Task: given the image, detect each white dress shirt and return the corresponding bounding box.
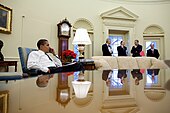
[108,70,113,79]
[27,50,62,72]
[107,44,113,54]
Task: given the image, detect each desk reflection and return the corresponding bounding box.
[56,72,71,107]
[144,69,165,102]
[102,69,129,96]
[36,74,54,88]
[0,69,169,113]
[147,69,160,84]
[131,69,143,85]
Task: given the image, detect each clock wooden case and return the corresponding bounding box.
[57,18,72,60]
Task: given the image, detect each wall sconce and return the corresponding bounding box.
[72,71,91,98]
[72,28,91,59]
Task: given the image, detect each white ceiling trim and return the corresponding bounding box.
[101,0,170,4]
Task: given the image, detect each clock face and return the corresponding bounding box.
[61,23,70,36]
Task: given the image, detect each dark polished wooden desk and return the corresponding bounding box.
[0,61,17,72]
[62,59,95,70]
[80,59,95,70]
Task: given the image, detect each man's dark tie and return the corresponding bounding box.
[45,53,53,61]
[108,45,111,49]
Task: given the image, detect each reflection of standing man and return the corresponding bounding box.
[147,43,160,59]
[131,40,142,57]
[102,38,113,56]
[117,41,127,56]
[102,70,113,87]
[117,69,127,84]
[131,69,143,85]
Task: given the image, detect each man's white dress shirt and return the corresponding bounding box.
[107,44,113,55]
[27,50,62,72]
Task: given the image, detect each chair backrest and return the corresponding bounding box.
[18,47,37,73]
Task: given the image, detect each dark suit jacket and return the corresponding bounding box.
[117,46,127,56]
[117,70,127,78]
[102,44,112,56]
[147,49,160,59]
[131,69,143,80]
[0,52,4,61]
[102,70,112,81]
[131,44,142,57]
[147,69,160,76]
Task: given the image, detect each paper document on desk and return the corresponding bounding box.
[62,62,77,67]
[80,59,94,63]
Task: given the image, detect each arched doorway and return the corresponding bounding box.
[143,25,165,94]
[143,24,164,60]
[72,18,94,60]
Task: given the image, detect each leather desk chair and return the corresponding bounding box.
[18,47,40,77]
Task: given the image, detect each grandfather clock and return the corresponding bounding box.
[56,73,71,107]
[57,19,71,106]
[57,18,72,60]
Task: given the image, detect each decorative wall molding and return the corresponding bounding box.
[143,34,164,37]
[101,107,139,113]
[101,0,170,4]
[101,6,138,28]
[102,19,136,28]
[144,90,166,101]
[143,24,164,34]
[73,18,94,33]
[5,57,20,61]
[101,98,139,113]
[72,94,93,107]
[143,24,165,59]
[100,6,138,49]
[101,6,138,21]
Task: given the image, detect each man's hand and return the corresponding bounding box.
[49,48,56,56]
[47,69,51,73]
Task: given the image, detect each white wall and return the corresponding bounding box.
[0,0,170,65]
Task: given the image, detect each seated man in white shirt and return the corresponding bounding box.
[27,39,83,74]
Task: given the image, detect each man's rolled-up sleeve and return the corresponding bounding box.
[27,52,49,72]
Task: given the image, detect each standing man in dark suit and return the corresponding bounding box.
[117,41,127,56]
[0,40,4,61]
[131,40,142,57]
[147,43,160,79]
[0,40,6,72]
[102,38,113,56]
[147,43,160,59]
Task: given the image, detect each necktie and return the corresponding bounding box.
[45,53,53,61]
[152,50,154,54]
[108,45,113,54]
[108,45,111,48]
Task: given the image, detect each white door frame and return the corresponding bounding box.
[143,36,164,60]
